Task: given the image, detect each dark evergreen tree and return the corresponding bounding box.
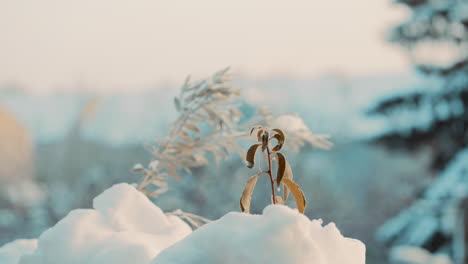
[373,1,468,263]
[368,0,468,171]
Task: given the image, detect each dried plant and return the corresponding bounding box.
[134,67,245,197]
[240,126,307,213]
[132,68,332,221]
[251,108,333,152]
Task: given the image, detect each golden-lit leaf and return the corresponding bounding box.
[282,178,306,213]
[283,185,290,202]
[282,160,294,201]
[246,144,261,168]
[240,174,261,213]
[276,152,286,187]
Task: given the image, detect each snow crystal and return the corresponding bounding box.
[0,240,37,264]
[15,183,191,264]
[152,204,365,264]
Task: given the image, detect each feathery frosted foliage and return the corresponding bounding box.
[136,68,244,197]
[152,205,365,264]
[135,69,331,198]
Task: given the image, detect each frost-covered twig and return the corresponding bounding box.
[135,68,245,197]
[167,209,212,229]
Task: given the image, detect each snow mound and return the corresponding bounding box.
[17,183,191,264]
[272,114,309,132]
[0,240,37,264]
[152,204,365,264]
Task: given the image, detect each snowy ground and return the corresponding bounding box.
[0,183,366,264]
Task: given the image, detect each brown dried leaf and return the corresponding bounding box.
[270,129,285,151]
[272,128,285,149]
[275,152,286,187]
[257,129,264,142]
[246,144,261,169]
[250,127,256,135]
[282,178,306,213]
[240,174,261,213]
[250,125,264,136]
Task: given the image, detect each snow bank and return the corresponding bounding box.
[1,184,366,264]
[16,183,191,264]
[0,240,37,264]
[152,205,365,264]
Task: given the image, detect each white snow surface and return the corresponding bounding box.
[152,204,366,264]
[1,183,366,264]
[15,183,192,264]
[0,240,37,264]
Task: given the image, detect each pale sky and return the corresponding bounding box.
[0,0,410,92]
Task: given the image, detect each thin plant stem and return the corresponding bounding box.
[266,147,276,204]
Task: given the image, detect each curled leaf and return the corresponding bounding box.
[271,129,285,151]
[271,134,284,151]
[240,174,261,213]
[246,144,261,168]
[282,178,306,213]
[257,129,264,142]
[250,125,264,136]
[276,152,286,187]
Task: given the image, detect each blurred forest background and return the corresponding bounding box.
[1,0,467,263]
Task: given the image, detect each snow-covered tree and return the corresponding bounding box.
[372,1,468,263]
[369,0,468,171]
